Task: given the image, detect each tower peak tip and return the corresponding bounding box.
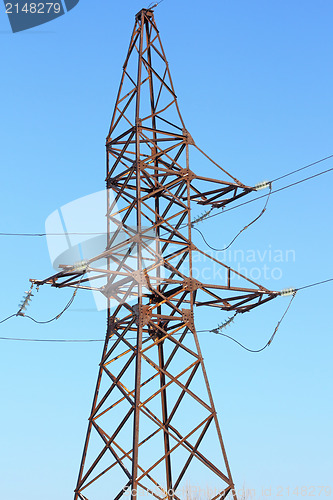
[135,8,154,20]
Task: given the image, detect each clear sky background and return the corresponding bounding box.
[0,0,332,499]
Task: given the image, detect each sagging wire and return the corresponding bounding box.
[192,182,272,251]
[0,279,332,344]
[23,274,85,324]
[0,291,295,348]
[0,293,295,349]
[206,291,297,353]
[189,147,330,251]
[0,272,86,327]
[23,292,77,324]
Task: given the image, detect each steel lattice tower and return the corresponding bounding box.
[33,8,278,499]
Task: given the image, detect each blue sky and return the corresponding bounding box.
[0,1,332,499]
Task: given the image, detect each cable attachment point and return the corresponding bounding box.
[73,260,89,272]
[147,0,164,9]
[280,287,297,296]
[191,207,213,227]
[211,312,238,334]
[255,180,271,191]
[17,284,34,317]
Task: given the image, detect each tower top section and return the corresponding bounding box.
[135,8,154,20]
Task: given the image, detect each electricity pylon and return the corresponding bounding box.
[33,8,278,499]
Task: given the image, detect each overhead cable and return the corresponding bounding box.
[199,166,333,225]
[271,153,333,183]
[0,293,295,350]
[0,156,332,237]
[201,291,297,353]
[192,183,272,251]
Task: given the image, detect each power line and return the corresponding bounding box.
[190,164,333,253]
[200,292,297,353]
[0,293,295,350]
[200,166,333,224]
[0,273,332,334]
[0,314,16,325]
[296,278,333,291]
[0,270,332,344]
[192,184,272,251]
[0,276,333,336]
[24,295,77,324]
[147,0,164,8]
[0,336,103,342]
[271,153,333,183]
[0,156,332,238]
[0,231,107,237]
[23,276,84,324]
[2,275,332,344]
[0,274,85,328]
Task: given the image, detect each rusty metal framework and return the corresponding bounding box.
[33,8,279,499]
